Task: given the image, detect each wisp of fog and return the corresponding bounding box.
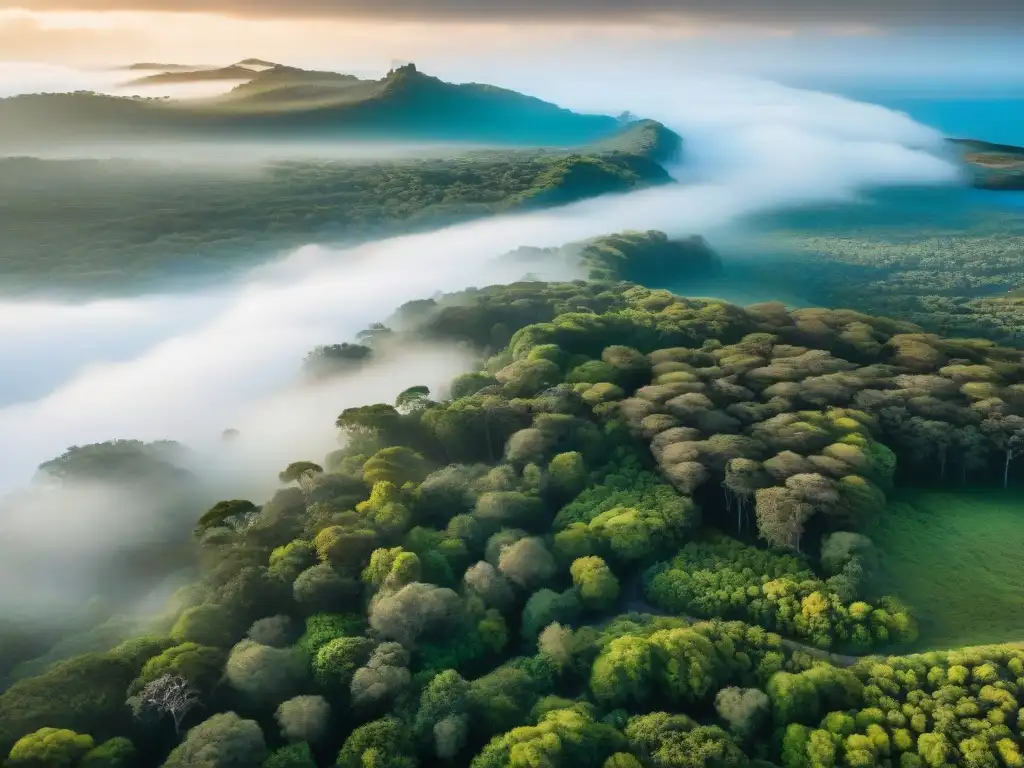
[0,62,959,617]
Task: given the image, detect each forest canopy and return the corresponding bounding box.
[2,256,1023,768]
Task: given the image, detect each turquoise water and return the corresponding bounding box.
[837,90,1024,147]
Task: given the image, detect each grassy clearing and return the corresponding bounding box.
[871,489,1024,650]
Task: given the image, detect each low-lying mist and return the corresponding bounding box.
[0,58,961,634]
[7,140,504,164]
[0,61,253,101]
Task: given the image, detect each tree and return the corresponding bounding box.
[336,717,417,768]
[414,669,470,758]
[264,743,317,768]
[133,643,226,694]
[314,526,378,569]
[312,637,375,694]
[248,616,298,648]
[195,500,258,536]
[304,344,372,378]
[755,487,813,551]
[538,623,575,669]
[766,671,820,726]
[297,613,364,657]
[820,532,875,576]
[474,491,544,530]
[129,674,201,736]
[336,404,402,441]
[293,564,360,615]
[162,712,268,768]
[170,604,237,648]
[591,635,656,707]
[225,641,308,706]
[505,428,548,465]
[278,462,323,485]
[521,589,583,640]
[396,386,432,413]
[0,646,151,754]
[918,733,951,768]
[350,643,411,710]
[548,452,588,501]
[275,696,331,745]
[369,583,462,647]
[570,556,620,611]
[497,537,556,590]
[81,738,137,768]
[723,459,768,532]
[714,687,770,741]
[269,541,317,583]
[463,561,515,610]
[433,715,469,762]
[363,446,430,487]
[7,728,94,767]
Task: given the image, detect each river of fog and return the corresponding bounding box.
[0,61,970,619]
[0,66,961,498]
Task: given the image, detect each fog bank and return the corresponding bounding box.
[0,70,959,493]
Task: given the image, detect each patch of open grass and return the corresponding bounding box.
[871,489,1024,650]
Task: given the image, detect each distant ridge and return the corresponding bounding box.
[120,62,211,71]
[127,64,259,86]
[0,61,630,150]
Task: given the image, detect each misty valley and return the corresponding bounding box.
[0,55,1023,768]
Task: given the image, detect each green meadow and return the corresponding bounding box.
[872,489,1024,650]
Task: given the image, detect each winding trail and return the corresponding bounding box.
[592,574,866,668]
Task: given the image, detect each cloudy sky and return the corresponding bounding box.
[1,0,1022,83]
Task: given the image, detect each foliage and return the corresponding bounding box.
[5,276,1024,768]
[7,728,94,767]
[0,128,671,294]
[645,535,917,651]
[162,712,268,768]
[870,490,1024,648]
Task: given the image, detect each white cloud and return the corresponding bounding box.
[0,70,960,491]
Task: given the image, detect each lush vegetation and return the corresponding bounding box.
[0,122,676,295]
[869,490,1024,650]
[3,269,1022,767]
[734,189,1024,347]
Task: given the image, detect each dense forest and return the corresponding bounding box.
[0,121,676,294]
[2,240,1022,767]
[732,191,1024,348]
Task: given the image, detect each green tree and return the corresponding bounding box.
[7,728,94,768]
[279,462,323,484]
[162,712,268,768]
[264,743,317,768]
[81,738,137,768]
[570,556,620,611]
[363,447,430,487]
[336,717,417,768]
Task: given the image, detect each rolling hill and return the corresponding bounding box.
[0,62,624,150]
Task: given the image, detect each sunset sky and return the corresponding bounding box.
[1,0,1022,87]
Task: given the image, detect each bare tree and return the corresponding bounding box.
[129,674,201,736]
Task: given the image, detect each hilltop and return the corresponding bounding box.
[0,62,623,150]
[948,137,1024,190]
